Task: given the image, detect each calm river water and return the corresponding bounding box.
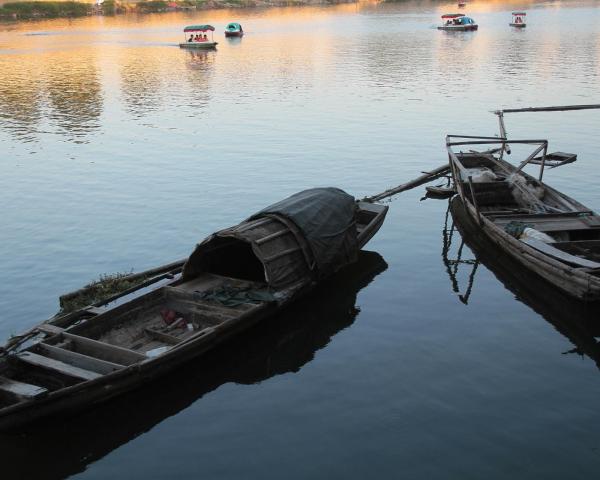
[1,0,600,478]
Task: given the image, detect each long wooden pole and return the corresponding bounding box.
[495,104,600,114]
[363,164,450,203]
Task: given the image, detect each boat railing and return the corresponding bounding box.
[446,136,550,223]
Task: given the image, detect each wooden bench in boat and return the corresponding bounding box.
[0,376,47,401]
[16,352,102,381]
[521,238,600,269]
[493,214,600,233]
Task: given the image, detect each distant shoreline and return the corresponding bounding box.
[0,0,358,22]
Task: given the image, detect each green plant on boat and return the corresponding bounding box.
[59,271,151,314]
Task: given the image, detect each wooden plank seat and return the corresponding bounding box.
[493,214,598,232]
[16,352,102,381]
[36,343,125,375]
[521,238,600,269]
[61,333,146,366]
[0,376,47,400]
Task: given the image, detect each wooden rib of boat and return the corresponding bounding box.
[0,188,387,430]
[447,135,600,300]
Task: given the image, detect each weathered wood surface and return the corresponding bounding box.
[36,343,124,374]
[16,351,101,381]
[363,164,450,203]
[496,104,600,114]
[521,238,600,269]
[0,376,47,400]
[62,332,146,365]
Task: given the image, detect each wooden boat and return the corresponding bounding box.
[224,22,243,38]
[179,24,218,49]
[447,132,600,300]
[458,2,466,8]
[510,11,526,28]
[0,251,387,476]
[0,188,387,430]
[438,13,478,31]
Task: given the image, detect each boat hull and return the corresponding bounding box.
[510,23,526,28]
[179,42,218,49]
[225,31,243,37]
[438,25,478,31]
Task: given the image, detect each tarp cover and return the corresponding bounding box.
[250,187,358,278]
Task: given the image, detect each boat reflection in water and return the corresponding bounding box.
[0,250,387,480]
[446,196,600,367]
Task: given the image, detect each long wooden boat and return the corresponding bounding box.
[447,135,600,300]
[0,188,387,430]
[0,251,387,477]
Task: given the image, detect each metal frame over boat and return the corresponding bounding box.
[438,13,478,31]
[446,104,600,300]
[179,24,218,49]
[0,188,387,429]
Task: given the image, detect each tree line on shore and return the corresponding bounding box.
[0,0,354,20]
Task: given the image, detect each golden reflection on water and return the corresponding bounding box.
[0,2,598,143]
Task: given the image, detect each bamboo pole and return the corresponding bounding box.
[363,164,450,203]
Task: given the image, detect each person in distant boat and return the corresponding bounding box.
[188,34,194,42]
[203,34,208,41]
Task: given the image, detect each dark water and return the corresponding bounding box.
[1,1,600,478]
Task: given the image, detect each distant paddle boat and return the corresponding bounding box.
[438,13,478,31]
[510,12,527,28]
[180,25,218,49]
[458,2,466,7]
[224,22,243,38]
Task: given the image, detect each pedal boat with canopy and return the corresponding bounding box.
[180,24,218,49]
[438,13,478,31]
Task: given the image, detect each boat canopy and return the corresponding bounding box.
[184,25,215,32]
[441,13,465,19]
[512,11,527,15]
[182,188,358,289]
[226,23,241,30]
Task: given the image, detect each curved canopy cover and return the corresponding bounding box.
[250,187,358,278]
[441,13,465,18]
[182,188,358,289]
[226,23,242,30]
[184,25,215,32]
[512,11,527,15]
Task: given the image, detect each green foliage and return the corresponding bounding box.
[59,271,149,314]
[136,0,168,12]
[0,1,90,19]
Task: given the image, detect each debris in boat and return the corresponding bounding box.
[194,285,277,307]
